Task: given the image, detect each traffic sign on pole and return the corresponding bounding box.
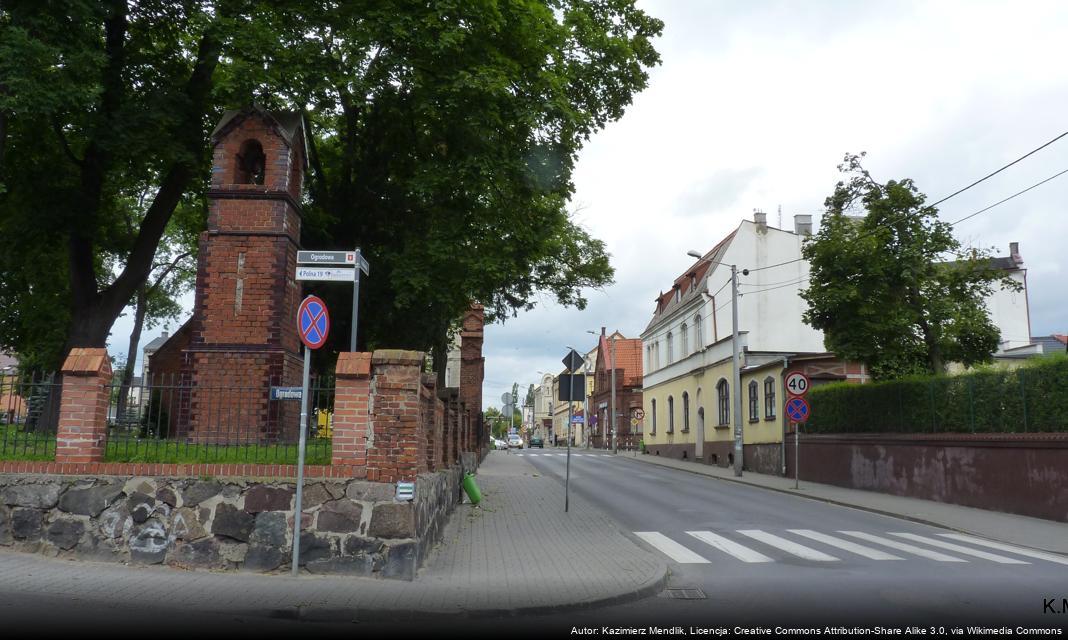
[785,371,811,397]
[298,296,330,350]
[785,396,810,423]
[297,250,357,265]
[296,266,356,282]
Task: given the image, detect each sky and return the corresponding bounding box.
[108,0,1068,409]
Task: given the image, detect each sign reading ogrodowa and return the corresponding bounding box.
[297,250,356,265]
[270,386,302,400]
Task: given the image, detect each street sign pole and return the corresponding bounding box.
[291,345,311,575]
[350,247,370,352]
[794,419,800,490]
[566,378,572,513]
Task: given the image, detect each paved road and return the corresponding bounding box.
[512,448,1068,629]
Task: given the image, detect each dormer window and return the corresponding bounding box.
[673,286,680,303]
[235,139,266,185]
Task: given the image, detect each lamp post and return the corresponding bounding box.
[687,250,746,477]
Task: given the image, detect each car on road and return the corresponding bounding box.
[492,438,508,450]
[528,436,544,448]
[507,434,523,449]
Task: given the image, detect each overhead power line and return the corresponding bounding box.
[949,166,1068,225]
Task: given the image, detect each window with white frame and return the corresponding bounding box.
[681,323,689,355]
[717,379,730,426]
[694,315,702,350]
[764,376,776,420]
[666,332,673,364]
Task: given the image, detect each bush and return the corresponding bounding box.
[806,355,1068,434]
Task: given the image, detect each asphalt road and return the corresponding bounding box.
[503,448,1068,631]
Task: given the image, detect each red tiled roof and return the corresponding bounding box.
[598,335,643,387]
[1055,334,1068,346]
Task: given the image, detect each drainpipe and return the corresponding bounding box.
[780,355,790,476]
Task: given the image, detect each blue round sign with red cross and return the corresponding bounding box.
[297,295,330,350]
[785,397,810,424]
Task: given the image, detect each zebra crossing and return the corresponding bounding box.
[515,452,611,458]
[634,528,1068,566]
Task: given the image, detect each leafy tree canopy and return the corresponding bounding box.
[801,153,1018,380]
[0,0,663,370]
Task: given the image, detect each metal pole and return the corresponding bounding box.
[350,248,361,352]
[794,422,799,490]
[291,346,311,576]
[610,337,617,455]
[565,375,572,513]
[583,368,590,449]
[731,264,743,477]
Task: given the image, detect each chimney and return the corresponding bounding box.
[161,331,169,339]
[753,208,767,233]
[794,214,813,236]
[1009,242,1023,265]
[601,327,606,336]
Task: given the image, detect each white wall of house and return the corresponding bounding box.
[986,268,1031,351]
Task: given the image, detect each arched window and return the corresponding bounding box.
[667,396,674,433]
[651,399,657,434]
[717,379,730,426]
[748,380,759,422]
[682,391,690,432]
[666,332,673,364]
[234,139,266,185]
[681,323,689,355]
[694,315,703,350]
[764,376,776,420]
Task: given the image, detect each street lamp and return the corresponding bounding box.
[587,329,617,455]
[687,249,748,477]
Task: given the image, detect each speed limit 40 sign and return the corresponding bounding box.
[785,371,810,397]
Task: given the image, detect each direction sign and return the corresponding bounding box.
[571,415,584,424]
[298,296,330,350]
[298,250,356,265]
[562,349,584,373]
[296,266,356,282]
[785,371,811,397]
[785,396,810,423]
[270,387,303,400]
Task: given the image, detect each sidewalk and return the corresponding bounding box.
[621,451,1068,555]
[0,451,667,622]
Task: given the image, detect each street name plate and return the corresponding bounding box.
[297,250,356,265]
[296,266,356,282]
[271,387,303,400]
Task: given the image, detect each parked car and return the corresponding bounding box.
[493,438,508,450]
[507,434,523,449]
[528,436,544,448]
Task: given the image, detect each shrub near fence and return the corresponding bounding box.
[806,354,1068,434]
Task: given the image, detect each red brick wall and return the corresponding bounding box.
[459,305,485,453]
[56,349,111,464]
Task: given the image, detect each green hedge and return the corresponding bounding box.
[806,355,1068,434]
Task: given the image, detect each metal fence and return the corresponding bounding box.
[0,372,61,460]
[105,374,335,464]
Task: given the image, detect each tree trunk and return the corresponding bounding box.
[115,287,147,423]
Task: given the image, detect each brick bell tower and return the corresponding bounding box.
[181,106,307,442]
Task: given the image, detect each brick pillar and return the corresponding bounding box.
[459,304,484,453]
[56,348,111,464]
[332,352,371,475]
[367,350,427,483]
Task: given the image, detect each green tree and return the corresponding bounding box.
[0,1,662,370]
[801,154,1018,380]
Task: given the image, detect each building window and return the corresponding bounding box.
[681,323,689,355]
[666,332,673,364]
[651,399,657,434]
[682,391,690,432]
[764,376,776,420]
[717,379,729,426]
[693,315,702,350]
[654,341,660,370]
[667,396,674,434]
[235,139,266,185]
[748,380,759,423]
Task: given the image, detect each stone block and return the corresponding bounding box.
[250,511,287,548]
[155,486,178,507]
[300,483,333,509]
[58,483,124,517]
[170,507,207,542]
[316,500,362,533]
[45,519,85,550]
[345,480,394,502]
[73,535,126,563]
[244,485,293,513]
[11,508,43,540]
[127,492,156,524]
[129,520,168,564]
[368,503,415,539]
[1,483,63,509]
[243,545,284,572]
[0,506,11,545]
[212,503,254,542]
[297,532,336,564]
[381,541,418,581]
[98,503,131,539]
[182,480,222,506]
[219,540,248,564]
[305,556,373,576]
[167,537,224,570]
[342,535,384,556]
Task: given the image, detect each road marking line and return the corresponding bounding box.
[634,532,710,564]
[838,531,967,562]
[787,530,903,560]
[737,530,839,561]
[686,531,773,563]
[936,534,1068,565]
[888,533,1029,564]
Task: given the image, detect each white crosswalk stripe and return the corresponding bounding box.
[936,534,1068,565]
[888,533,1029,564]
[788,530,904,560]
[738,530,839,561]
[838,531,967,562]
[686,531,773,563]
[635,532,709,563]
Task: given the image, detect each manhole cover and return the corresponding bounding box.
[666,587,706,600]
